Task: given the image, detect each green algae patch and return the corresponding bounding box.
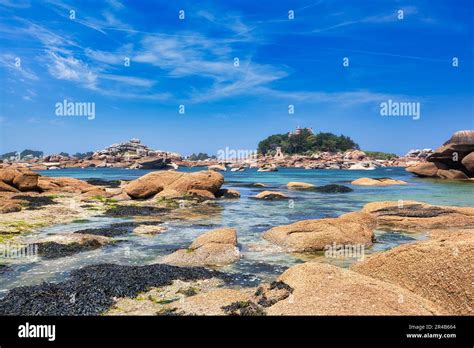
[71,219,91,224]
[0,220,46,233]
[0,220,47,243]
[89,196,118,209]
[155,197,180,209]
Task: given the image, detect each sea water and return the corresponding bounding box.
[0,167,472,295]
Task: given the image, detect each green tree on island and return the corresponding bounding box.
[258,129,359,155]
[73,152,94,159]
[363,151,398,160]
[187,153,217,161]
[20,149,44,158]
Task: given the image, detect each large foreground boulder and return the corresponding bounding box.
[124,170,224,199]
[265,263,444,315]
[124,171,183,199]
[351,232,474,315]
[159,228,240,267]
[0,169,39,192]
[0,168,19,185]
[12,172,39,191]
[263,212,376,252]
[362,201,474,232]
[38,177,101,193]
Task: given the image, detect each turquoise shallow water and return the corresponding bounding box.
[0,167,473,295]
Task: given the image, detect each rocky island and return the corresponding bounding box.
[1,129,435,172]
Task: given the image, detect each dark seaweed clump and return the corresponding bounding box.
[222,301,266,316]
[74,221,163,237]
[74,227,128,238]
[12,195,58,210]
[0,263,226,315]
[37,240,104,259]
[104,205,167,217]
[314,184,353,193]
[254,281,294,308]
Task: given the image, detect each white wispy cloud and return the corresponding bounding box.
[22,89,37,101]
[1,12,160,98]
[132,32,288,101]
[257,89,414,106]
[105,0,124,11]
[19,20,80,50]
[44,0,132,39]
[196,9,256,38]
[312,6,420,33]
[85,45,133,65]
[47,51,98,88]
[99,74,155,87]
[1,0,432,108]
[0,53,38,80]
[0,0,30,8]
[95,89,171,101]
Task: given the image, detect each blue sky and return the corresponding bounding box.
[0,0,473,156]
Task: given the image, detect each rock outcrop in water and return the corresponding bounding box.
[351,231,474,315]
[263,212,376,252]
[406,130,474,179]
[124,170,224,200]
[216,188,241,199]
[159,228,240,267]
[254,191,288,200]
[286,182,315,189]
[351,177,407,186]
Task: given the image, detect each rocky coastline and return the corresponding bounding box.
[0,158,472,315]
[1,138,432,172]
